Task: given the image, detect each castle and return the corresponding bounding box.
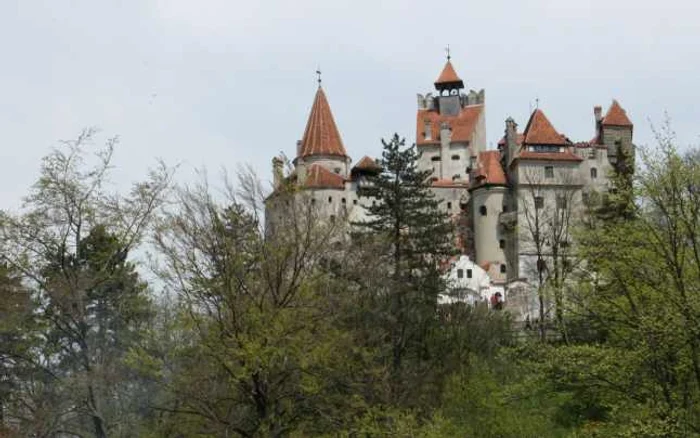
[268,57,634,317]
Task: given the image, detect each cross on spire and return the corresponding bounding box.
[315,67,322,87]
[445,44,451,61]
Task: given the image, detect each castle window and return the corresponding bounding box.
[535,196,544,209]
[502,205,509,213]
[479,205,487,216]
[451,154,460,160]
[533,145,561,153]
[353,199,358,205]
[334,167,341,174]
[590,167,598,179]
[457,269,464,279]
[467,269,473,278]
[342,198,346,204]
[311,198,316,205]
[500,264,507,274]
[328,197,332,203]
[330,215,336,223]
[447,202,452,210]
[499,239,505,249]
[556,195,567,210]
[431,156,441,162]
[545,166,554,179]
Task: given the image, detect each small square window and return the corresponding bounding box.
[447,202,452,210]
[500,264,507,274]
[499,239,505,249]
[479,205,487,216]
[451,154,460,160]
[545,166,554,178]
[467,269,472,278]
[457,269,464,279]
[353,199,358,205]
[535,197,544,209]
[590,167,598,179]
[328,197,332,203]
[556,196,567,209]
[342,198,346,204]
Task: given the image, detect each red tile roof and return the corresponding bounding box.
[473,151,507,187]
[602,99,633,127]
[522,109,568,145]
[517,151,583,162]
[353,155,382,172]
[435,60,463,85]
[303,164,346,189]
[299,87,348,158]
[431,178,469,188]
[416,105,482,146]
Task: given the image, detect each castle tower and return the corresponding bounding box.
[294,85,352,182]
[469,151,509,282]
[415,56,487,217]
[596,99,634,166]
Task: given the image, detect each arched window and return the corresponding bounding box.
[500,264,507,274]
[479,205,487,216]
[328,197,332,203]
[590,167,598,179]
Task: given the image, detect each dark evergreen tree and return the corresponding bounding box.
[353,133,455,406]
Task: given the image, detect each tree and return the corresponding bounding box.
[0,129,172,437]
[556,124,700,434]
[518,165,582,341]
[352,133,455,406]
[140,173,365,437]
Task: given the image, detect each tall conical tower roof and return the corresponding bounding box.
[298,87,348,158]
[434,60,464,91]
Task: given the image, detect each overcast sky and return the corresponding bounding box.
[0,0,698,208]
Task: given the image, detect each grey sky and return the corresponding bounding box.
[0,0,698,208]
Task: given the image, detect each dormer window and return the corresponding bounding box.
[531,145,561,153]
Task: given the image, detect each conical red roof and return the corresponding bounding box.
[434,61,464,89]
[522,109,567,145]
[602,100,633,127]
[299,87,348,158]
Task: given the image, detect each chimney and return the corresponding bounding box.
[593,106,603,143]
[505,117,518,167]
[594,105,603,122]
[272,156,284,188]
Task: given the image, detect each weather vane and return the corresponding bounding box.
[316,67,322,86]
[445,45,451,61]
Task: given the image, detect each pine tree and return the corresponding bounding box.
[353,133,455,405]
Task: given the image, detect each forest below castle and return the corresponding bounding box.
[1,126,700,438]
